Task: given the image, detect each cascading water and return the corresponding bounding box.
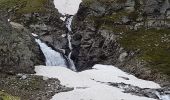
[35,39,67,67]
[65,16,76,71]
[31,9,77,71]
[32,33,67,67]
[53,0,82,72]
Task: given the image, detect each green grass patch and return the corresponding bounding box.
[119,28,170,76]
[0,91,20,100]
[82,0,127,6]
[0,0,48,14]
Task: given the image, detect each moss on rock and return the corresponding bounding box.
[0,0,48,14]
[0,91,20,100]
[119,28,170,76]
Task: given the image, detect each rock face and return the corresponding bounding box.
[0,0,72,74]
[10,0,68,52]
[0,11,44,74]
[71,0,170,85]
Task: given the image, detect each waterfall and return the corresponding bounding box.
[53,0,81,71]
[31,16,77,71]
[66,16,77,71]
[66,16,73,32]
[32,33,67,67]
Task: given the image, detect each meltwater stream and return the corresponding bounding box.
[35,39,67,67]
[32,15,77,71]
[65,16,77,71]
[31,17,77,71]
[32,33,68,67]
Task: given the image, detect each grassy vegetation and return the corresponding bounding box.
[90,10,132,33]
[83,0,127,3]
[0,91,20,100]
[119,28,170,76]
[101,24,129,33]
[0,0,48,14]
[83,0,127,6]
[103,11,129,22]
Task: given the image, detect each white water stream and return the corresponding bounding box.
[31,33,67,67]
[31,0,78,71]
[35,39,67,67]
[32,33,67,67]
[65,16,77,71]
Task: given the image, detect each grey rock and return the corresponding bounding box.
[0,11,45,74]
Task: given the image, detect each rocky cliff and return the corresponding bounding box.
[71,0,170,86]
[0,0,68,52]
[0,11,45,74]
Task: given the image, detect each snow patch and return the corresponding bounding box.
[51,85,156,100]
[54,0,82,15]
[80,65,161,89]
[35,64,161,100]
[31,33,38,37]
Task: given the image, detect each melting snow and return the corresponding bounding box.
[54,0,82,15]
[31,33,38,37]
[35,64,161,100]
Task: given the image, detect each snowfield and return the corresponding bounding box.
[54,0,82,15]
[35,64,160,100]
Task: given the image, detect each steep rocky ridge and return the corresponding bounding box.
[71,0,170,86]
[0,11,44,74]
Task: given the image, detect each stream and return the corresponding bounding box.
[31,14,76,71]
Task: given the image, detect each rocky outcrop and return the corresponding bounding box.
[8,0,68,52]
[71,0,170,85]
[0,11,44,74]
[0,73,72,100]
